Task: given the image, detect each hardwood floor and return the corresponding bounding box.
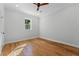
[2,38,79,56]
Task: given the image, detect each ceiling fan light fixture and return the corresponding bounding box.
[33,11,40,16]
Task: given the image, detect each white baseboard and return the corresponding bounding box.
[40,36,79,48]
[4,36,79,48]
[4,36,39,45]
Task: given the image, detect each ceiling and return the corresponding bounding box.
[4,3,79,17]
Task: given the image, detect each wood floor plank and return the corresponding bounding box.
[2,38,79,56]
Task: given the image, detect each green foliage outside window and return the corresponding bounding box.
[25,19,30,29]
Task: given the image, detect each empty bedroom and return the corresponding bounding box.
[0,3,79,56]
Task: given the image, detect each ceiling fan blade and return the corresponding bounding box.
[33,3,48,6]
[33,3,40,11]
[33,3,38,5]
[40,3,48,6]
[33,3,49,11]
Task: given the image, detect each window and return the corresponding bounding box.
[25,19,31,30]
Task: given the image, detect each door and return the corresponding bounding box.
[0,4,4,55]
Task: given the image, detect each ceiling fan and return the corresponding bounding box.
[33,3,49,11]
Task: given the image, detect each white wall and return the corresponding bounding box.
[0,4,5,33]
[5,9,39,44]
[4,4,79,48]
[40,6,79,47]
[0,4,5,54]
